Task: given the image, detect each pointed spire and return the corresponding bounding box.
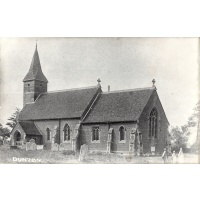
[23,45,48,82]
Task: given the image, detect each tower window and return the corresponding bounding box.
[27,84,31,92]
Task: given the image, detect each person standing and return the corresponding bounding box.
[162,148,168,164]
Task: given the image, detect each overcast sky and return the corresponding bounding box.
[0,38,199,138]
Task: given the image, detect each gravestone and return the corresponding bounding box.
[29,139,35,143]
[26,140,37,151]
[31,143,37,151]
[21,144,26,150]
[37,145,44,150]
[26,142,32,151]
[59,143,68,151]
[52,143,59,151]
[3,136,10,145]
[79,144,88,161]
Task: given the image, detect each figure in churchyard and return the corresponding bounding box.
[178,148,184,164]
[172,151,177,164]
[162,148,168,164]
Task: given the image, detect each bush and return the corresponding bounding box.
[62,150,75,156]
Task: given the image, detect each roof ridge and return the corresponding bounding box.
[44,85,99,94]
[102,86,155,94]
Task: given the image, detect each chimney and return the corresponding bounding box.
[108,85,110,92]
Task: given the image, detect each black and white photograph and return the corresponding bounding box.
[0,37,199,164]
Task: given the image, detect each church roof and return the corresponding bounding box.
[83,87,155,123]
[19,86,100,120]
[19,121,42,135]
[23,45,48,83]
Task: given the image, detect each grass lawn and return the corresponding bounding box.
[0,145,198,164]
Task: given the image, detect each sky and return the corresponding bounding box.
[0,38,199,142]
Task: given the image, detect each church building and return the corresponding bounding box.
[10,45,170,155]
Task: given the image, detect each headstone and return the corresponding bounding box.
[26,140,37,151]
[31,142,37,151]
[29,139,35,143]
[3,136,10,145]
[59,143,70,151]
[52,143,59,151]
[26,142,32,151]
[79,144,88,161]
[37,145,44,150]
[21,144,26,150]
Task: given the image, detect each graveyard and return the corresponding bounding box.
[0,144,198,164]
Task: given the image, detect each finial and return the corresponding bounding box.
[97,78,101,86]
[152,79,155,87]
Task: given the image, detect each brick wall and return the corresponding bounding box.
[35,119,80,149]
[81,122,137,152]
[23,80,47,106]
[81,90,169,154]
[138,90,169,155]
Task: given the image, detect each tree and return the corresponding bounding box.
[170,101,200,153]
[0,123,10,137]
[170,125,191,151]
[187,101,200,153]
[187,101,200,128]
[6,107,21,129]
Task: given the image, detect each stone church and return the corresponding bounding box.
[10,45,170,155]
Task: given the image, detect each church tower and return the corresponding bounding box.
[23,44,48,106]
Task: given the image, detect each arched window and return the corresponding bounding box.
[92,127,99,141]
[63,124,70,141]
[46,128,51,141]
[149,108,158,138]
[119,126,125,141]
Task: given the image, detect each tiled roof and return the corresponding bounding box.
[19,121,42,135]
[83,87,155,123]
[19,86,100,120]
[23,45,48,83]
